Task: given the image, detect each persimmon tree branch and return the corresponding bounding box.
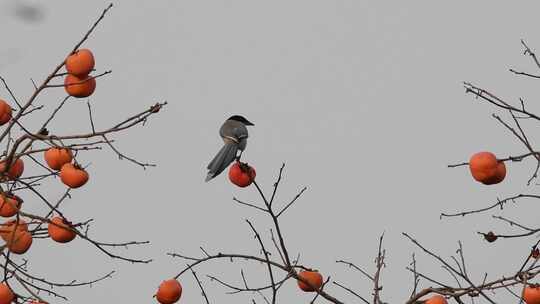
[159,39,540,304]
[167,164,349,304]
[0,3,114,144]
[333,234,388,304]
[401,233,534,304]
[440,194,540,218]
[0,2,163,302]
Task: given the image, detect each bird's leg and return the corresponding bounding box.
[235,150,243,162]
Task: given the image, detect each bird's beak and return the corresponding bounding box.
[245,120,254,126]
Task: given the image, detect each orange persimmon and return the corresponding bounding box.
[469,152,506,185]
[228,162,256,188]
[64,74,96,98]
[0,219,28,242]
[156,279,182,304]
[0,283,14,304]
[44,147,73,170]
[6,230,32,254]
[425,295,448,304]
[60,163,89,188]
[48,217,76,243]
[0,194,22,217]
[65,49,95,76]
[0,100,12,126]
[297,270,323,292]
[524,284,540,304]
[0,158,24,180]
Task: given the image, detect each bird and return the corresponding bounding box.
[205,115,254,182]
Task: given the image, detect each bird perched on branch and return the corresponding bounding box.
[205,115,254,182]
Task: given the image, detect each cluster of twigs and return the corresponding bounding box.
[168,164,388,304]
[401,39,540,303]
[167,39,540,304]
[0,3,163,303]
[442,40,540,242]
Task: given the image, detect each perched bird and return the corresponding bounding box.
[205,115,254,182]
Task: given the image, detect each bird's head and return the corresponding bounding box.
[227,115,254,126]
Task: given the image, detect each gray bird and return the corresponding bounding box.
[205,115,254,182]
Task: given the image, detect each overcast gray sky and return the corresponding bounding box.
[2,1,540,303]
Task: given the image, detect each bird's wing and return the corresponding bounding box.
[221,121,248,140]
[231,125,248,139]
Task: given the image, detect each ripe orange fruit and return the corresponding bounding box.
[0,219,28,243]
[0,220,28,254]
[156,279,182,304]
[60,163,89,188]
[524,284,540,304]
[64,74,96,98]
[297,270,323,292]
[0,283,14,304]
[65,49,95,76]
[44,147,73,170]
[0,194,22,217]
[482,161,506,185]
[469,152,506,185]
[0,158,24,180]
[6,230,32,254]
[425,295,448,304]
[48,217,76,243]
[0,100,12,126]
[228,162,256,187]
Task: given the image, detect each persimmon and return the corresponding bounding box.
[60,163,89,188]
[297,270,323,292]
[0,283,14,304]
[0,100,12,126]
[0,219,28,242]
[469,152,506,185]
[524,284,540,304]
[482,161,506,185]
[64,74,96,98]
[156,279,182,304]
[0,194,22,217]
[425,295,448,304]
[65,49,95,76]
[48,217,76,243]
[44,147,73,170]
[0,158,24,180]
[228,162,256,188]
[6,230,32,254]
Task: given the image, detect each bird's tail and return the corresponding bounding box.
[205,143,238,182]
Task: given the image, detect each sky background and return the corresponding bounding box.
[2,1,540,303]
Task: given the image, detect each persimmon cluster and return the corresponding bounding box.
[0,116,84,303]
[0,3,169,303]
[0,145,85,265]
[0,113,85,254]
[64,49,97,98]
